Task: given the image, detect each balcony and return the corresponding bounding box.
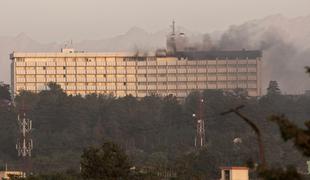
[16,62,26,66]
[36,78,46,82]
[167,69,176,74]
[238,76,247,80]
[87,86,96,90]
[137,61,147,66]
[238,68,247,73]
[26,62,36,66]
[46,62,56,66]
[46,78,56,82]
[126,61,136,66]
[56,70,66,74]
[77,69,86,74]
[208,77,216,81]
[16,78,26,82]
[147,77,157,82]
[77,77,86,82]
[86,62,96,66]
[177,77,187,81]
[67,78,76,82]
[96,69,106,74]
[116,78,126,82]
[217,68,227,73]
[248,76,257,80]
[157,69,166,74]
[178,85,187,89]
[127,78,136,82]
[36,70,46,74]
[197,77,207,81]
[16,70,26,74]
[46,70,56,74]
[167,85,176,89]
[106,69,116,74]
[86,70,96,74]
[167,77,176,81]
[187,69,196,73]
[66,86,76,90]
[67,70,76,74]
[26,70,36,74]
[86,78,96,82]
[137,86,147,90]
[197,69,207,73]
[56,62,65,66]
[76,62,86,66]
[26,78,36,82]
[177,69,187,73]
[56,78,66,82]
[137,69,147,74]
[36,62,46,66]
[127,86,136,90]
[97,78,106,82]
[227,76,237,80]
[187,76,196,81]
[137,77,147,82]
[248,68,257,72]
[116,69,126,74]
[106,78,116,82]
[126,69,136,74]
[66,62,76,66]
[157,77,166,81]
[106,86,116,90]
[217,76,227,81]
[106,61,116,66]
[116,61,126,66]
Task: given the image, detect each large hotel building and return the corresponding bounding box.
[10,48,262,98]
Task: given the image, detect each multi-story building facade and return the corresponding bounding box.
[10,48,262,98]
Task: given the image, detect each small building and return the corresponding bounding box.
[0,170,26,180]
[220,167,249,180]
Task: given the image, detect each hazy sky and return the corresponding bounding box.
[1,0,309,42]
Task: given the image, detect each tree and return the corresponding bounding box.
[80,141,131,179]
[0,83,11,101]
[267,81,281,96]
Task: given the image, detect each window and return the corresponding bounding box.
[123,82,127,86]
[63,66,66,70]
[224,170,230,180]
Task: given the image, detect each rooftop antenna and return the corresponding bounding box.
[172,20,176,36]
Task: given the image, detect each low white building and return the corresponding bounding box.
[220,167,249,180]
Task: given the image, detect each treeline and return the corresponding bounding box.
[1,82,310,178]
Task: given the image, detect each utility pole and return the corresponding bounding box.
[194,95,206,148]
[16,101,33,174]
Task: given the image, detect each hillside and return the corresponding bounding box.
[1,14,310,93]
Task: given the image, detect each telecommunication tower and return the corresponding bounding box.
[194,97,206,148]
[16,102,33,173]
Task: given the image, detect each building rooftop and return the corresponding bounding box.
[175,50,262,60]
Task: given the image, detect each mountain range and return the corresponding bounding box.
[1,14,310,94]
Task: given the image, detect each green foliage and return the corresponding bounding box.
[258,165,302,180]
[1,85,310,177]
[80,141,131,179]
[0,83,11,101]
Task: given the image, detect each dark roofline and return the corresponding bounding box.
[174,50,262,60]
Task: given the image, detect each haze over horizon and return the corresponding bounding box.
[1,0,310,42]
[1,0,310,94]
